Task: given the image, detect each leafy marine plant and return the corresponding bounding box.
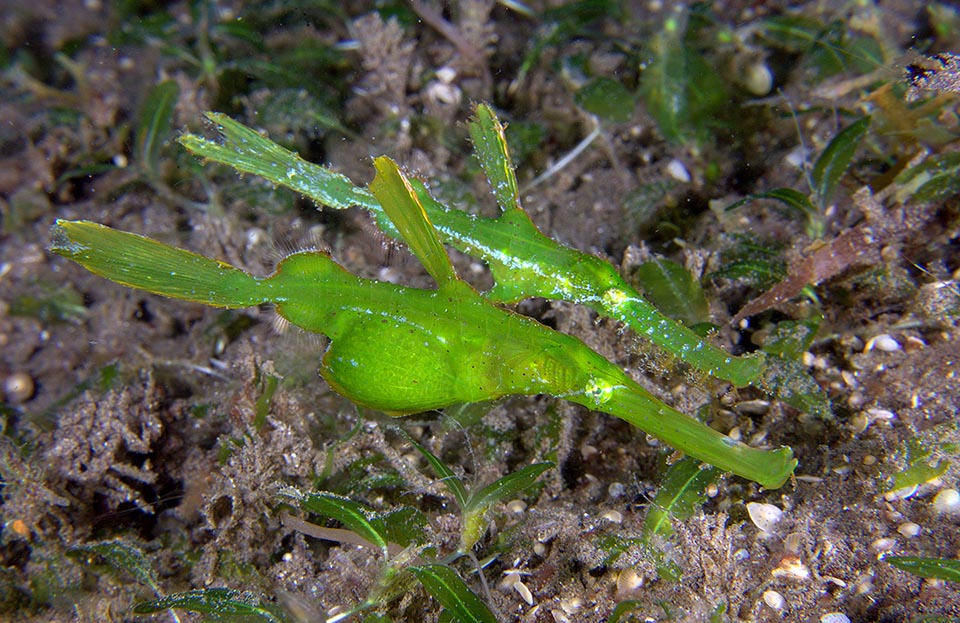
[49,104,796,488]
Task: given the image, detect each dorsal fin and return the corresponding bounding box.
[369,156,457,286]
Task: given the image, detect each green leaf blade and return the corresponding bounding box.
[282,489,389,558]
[576,77,635,123]
[886,556,960,583]
[409,564,498,623]
[642,456,720,540]
[811,116,870,208]
[132,588,288,622]
[464,462,553,514]
[403,433,469,509]
[136,80,180,178]
[69,539,159,594]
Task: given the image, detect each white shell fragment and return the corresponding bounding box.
[747,502,784,533]
[933,488,960,514]
[865,334,900,353]
[762,590,785,610]
[666,158,691,183]
[820,613,851,623]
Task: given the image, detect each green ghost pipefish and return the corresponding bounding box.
[178,104,767,388]
[49,157,795,488]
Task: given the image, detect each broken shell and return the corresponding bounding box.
[747,502,783,533]
[866,408,896,422]
[897,522,921,537]
[560,598,582,615]
[784,532,804,556]
[772,556,810,580]
[820,614,851,623]
[932,488,960,514]
[601,510,623,524]
[506,500,527,515]
[616,568,644,601]
[551,610,571,623]
[903,335,926,352]
[870,537,897,553]
[762,589,785,610]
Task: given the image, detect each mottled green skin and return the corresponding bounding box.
[263,252,623,414]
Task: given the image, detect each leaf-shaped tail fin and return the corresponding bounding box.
[49,220,264,308]
[369,157,458,286]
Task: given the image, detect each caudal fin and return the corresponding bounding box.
[50,220,264,309]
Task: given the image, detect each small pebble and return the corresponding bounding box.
[608,482,626,499]
[747,502,783,533]
[743,62,774,96]
[884,485,918,502]
[932,488,960,514]
[762,589,785,610]
[736,399,771,416]
[3,373,34,403]
[897,522,921,538]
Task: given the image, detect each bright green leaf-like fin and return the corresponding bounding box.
[370,156,457,286]
[179,112,390,229]
[469,103,521,213]
[49,220,264,308]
